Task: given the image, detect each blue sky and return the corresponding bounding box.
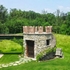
[0,0,70,13]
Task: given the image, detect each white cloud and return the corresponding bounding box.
[58,6,64,9]
[58,5,70,12]
[66,7,70,10]
[42,6,70,14]
[44,8,54,13]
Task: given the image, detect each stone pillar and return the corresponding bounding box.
[35,26,37,32]
[29,26,35,33]
[23,26,29,34]
[38,26,43,33]
[45,26,52,33]
[49,26,52,33]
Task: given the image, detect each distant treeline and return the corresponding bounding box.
[0,5,70,35]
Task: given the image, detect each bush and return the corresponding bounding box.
[12,37,23,46]
[36,47,56,61]
[12,38,24,53]
[0,40,23,53]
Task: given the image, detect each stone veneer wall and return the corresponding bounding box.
[23,33,56,58]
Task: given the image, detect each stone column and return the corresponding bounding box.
[38,26,43,33]
[29,26,35,34]
[35,26,37,32]
[23,26,29,34]
[45,26,52,33]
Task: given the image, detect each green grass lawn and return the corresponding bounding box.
[0,54,20,64]
[0,34,70,70]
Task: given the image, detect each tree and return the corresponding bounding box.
[0,23,9,34]
[0,5,8,23]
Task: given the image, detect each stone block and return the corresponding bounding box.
[45,26,52,33]
[55,48,63,57]
[23,26,29,34]
[29,26,35,33]
[38,26,43,33]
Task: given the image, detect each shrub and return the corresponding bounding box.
[12,37,23,46]
[36,47,56,61]
[0,40,23,53]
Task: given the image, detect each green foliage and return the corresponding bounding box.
[0,40,23,53]
[42,22,50,26]
[12,38,23,46]
[36,47,55,61]
[0,5,70,35]
[12,38,24,53]
[60,24,67,34]
[0,5,8,23]
[0,24,9,34]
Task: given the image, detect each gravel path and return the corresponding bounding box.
[0,57,33,68]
